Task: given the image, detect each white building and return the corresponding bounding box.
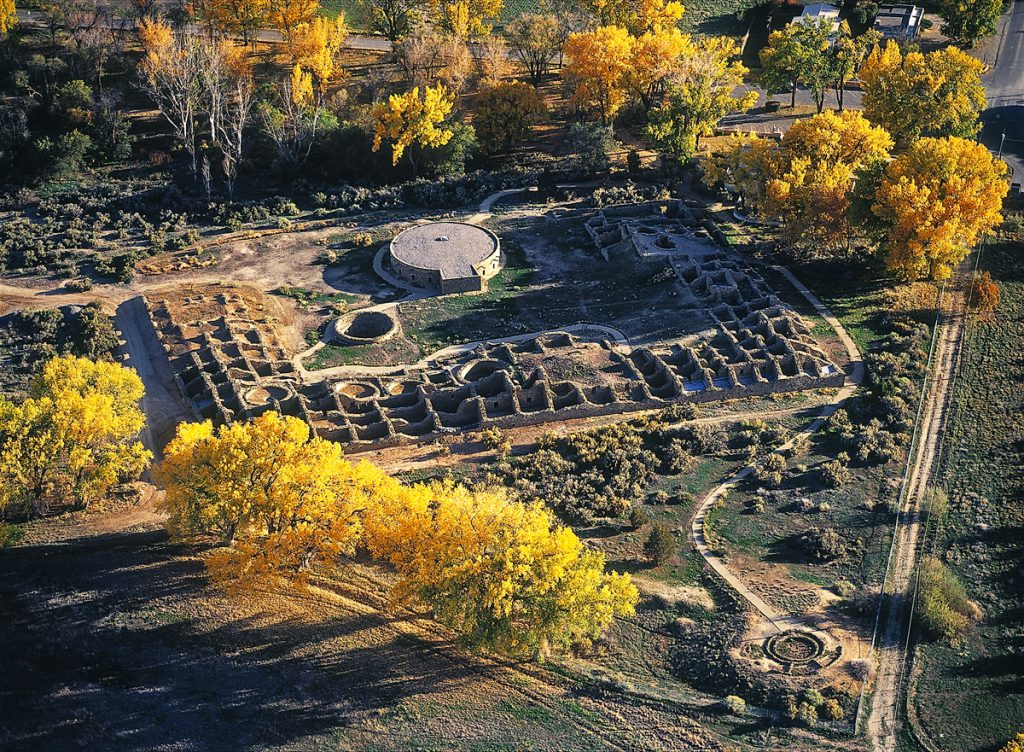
[873,4,924,40]
[790,3,842,34]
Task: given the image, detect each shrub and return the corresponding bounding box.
[800,527,845,561]
[723,695,746,715]
[757,453,786,487]
[352,232,374,247]
[629,505,650,529]
[662,402,698,422]
[969,270,1000,314]
[681,423,727,455]
[802,688,824,706]
[503,421,660,523]
[847,658,874,681]
[798,702,818,726]
[822,698,844,721]
[64,278,93,292]
[661,438,695,474]
[819,458,851,488]
[480,427,512,456]
[0,521,22,547]
[916,556,978,641]
[643,523,676,565]
[834,579,856,597]
[923,486,949,523]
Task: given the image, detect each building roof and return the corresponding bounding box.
[790,4,841,32]
[390,222,499,281]
[873,4,923,38]
[801,3,840,17]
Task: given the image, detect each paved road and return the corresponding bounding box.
[979,0,1024,181]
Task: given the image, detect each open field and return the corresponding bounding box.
[910,234,1024,751]
[0,492,864,752]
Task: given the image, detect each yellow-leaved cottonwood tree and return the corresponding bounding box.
[157,413,373,589]
[578,0,683,35]
[0,356,151,518]
[0,0,15,35]
[562,25,635,124]
[702,111,892,251]
[371,84,454,176]
[859,42,987,143]
[872,136,1009,280]
[290,15,349,93]
[158,413,638,656]
[266,0,321,38]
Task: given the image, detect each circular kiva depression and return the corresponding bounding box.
[389,221,501,294]
[244,384,293,405]
[458,358,510,383]
[763,630,825,665]
[334,381,379,399]
[335,310,397,345]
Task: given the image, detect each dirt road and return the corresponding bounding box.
[865,273,968,751]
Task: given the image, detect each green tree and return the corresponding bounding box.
[474,80,546,154]
[759,21,822,108]
[34,129,93,180]
[830,25,880,111]
[643,522,676,565]
[940,0,1002,46]
[568,121,614,173]
[647,37,757,163]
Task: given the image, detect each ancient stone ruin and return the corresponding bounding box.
[584,199,725,261]
[147,238,841,452]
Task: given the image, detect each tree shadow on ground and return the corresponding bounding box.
[0,529,485,752]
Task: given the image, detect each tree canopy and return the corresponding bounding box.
[860,42,986,143]
[158,413,638,657]
[371,84,455,174]
[0,355,151,518]
[647,36,756,163]
[872,136,1008,280]
[940,0,1003,47]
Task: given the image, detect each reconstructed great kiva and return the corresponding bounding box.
[389,221,501,294]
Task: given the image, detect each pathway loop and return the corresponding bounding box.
[689,264,864,633]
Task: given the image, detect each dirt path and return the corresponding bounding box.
[688,264,864,632]
[865,273,967,752]
[114,297,194,457]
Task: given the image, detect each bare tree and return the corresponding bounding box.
[506,13,560,85]
[395,24,472,92]
[138,21,204,175]
[476,35,510,85]
[201,42,255,198]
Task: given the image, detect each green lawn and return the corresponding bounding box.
[911,233,1024,752]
